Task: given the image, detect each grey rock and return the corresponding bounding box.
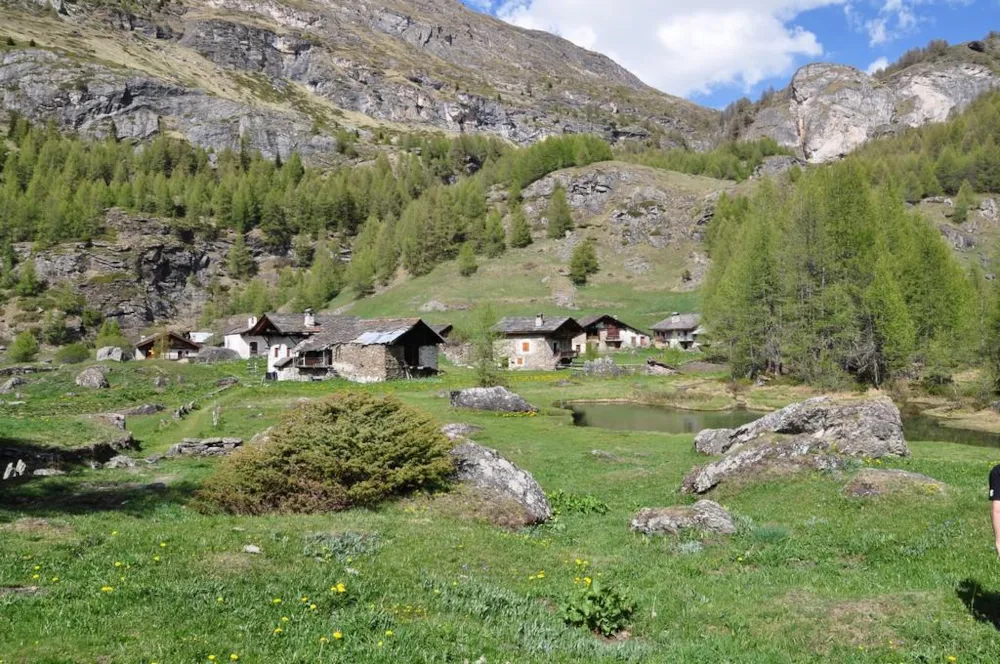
[843,468,946,497]
[980,198,998,221]
[582,357,627,377]
[419,300,448,313]
[0,377,27,394]
[694,428,736,456]
[450,387,536,413]
[939,223,976,251]
[450,441,551,525]
[93,413,127,430]
[96,347,125,362]
[441,423,484,441]
[694,397,908,458]
[120,404,164,417]
[153,377,169,388]
[243,544,262,554]
[32,468,65,477]
[590,449,620,462]
[173,401,196,419]
[104,455,137,469]
[166,437,244,457]
[197,347,240,363]
[630,500,735,536]
[75,367,110,389]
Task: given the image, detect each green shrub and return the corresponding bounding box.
[548,490,609,515]
[55,343,90,364]
[7,331,39,362]
[198,393,455,514]
[560,579,635,637]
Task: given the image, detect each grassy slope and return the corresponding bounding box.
[1,361,999,662]
[331,164,730,332]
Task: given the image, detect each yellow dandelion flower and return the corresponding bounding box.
[301,596,308,603]
[385,630,393,636]
[948,658,957,663]
[114,562,123,568]
[111,531,118,536]
[101,586,114,593]
[153,556,161,562]
[51,577,59,583]
[377,640,384,647]
[273,627,282,635]
[208,656,216,662]
[537,571,545,579]
[584,577,592,586]
[433,589,440,595]
[31,574,39,580]
[159,542,167,548]
[33,565,40,571]
[319,636,328,644]
[309,604,317,611]
[217,597,224,603]
[281,616,289,623]
[333,631,343,640]
[229,655,239,662]
[272,598,282,604]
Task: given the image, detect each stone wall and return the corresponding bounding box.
[498,335,566,370]
[330,343,394,383]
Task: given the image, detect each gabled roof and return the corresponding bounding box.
[223,315,257,335]
[577,314,648,335]
[429,323,453,337]
[134,331,202,351]
[493,316,585,337]
[248,312,328,336]
[652,313,702,332]
[294,318,445,353]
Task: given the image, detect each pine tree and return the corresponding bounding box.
[508,204,532,248]
[13,261,43,296]
[7,331,39,362]
[482,210,506,258]
[457,242,478,277]
[227,234,257,278]
[546,185,574,238]
[953,180,975,223]
[568,239,598,285]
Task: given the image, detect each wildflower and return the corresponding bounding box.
[948,658,957,663]
[114,562,123,568]
[31,574,39,580]
[272,598,282,604]
[536,571,545,579]
[377,640,384,647]
[281,616,289,623]
[331,582,346,593]
[51,577,59,583]
[385,630,393,637]
[111,531,118,536]
[101,586,115,593]
[229,655,239,662]
[33,565,40,571]
[153,556,161,563]
[333,631,343,640]
[217,597,224,603]
[309,604,317,611]
[273,627,282,635]
[159,542,167,548]
[208,656,216,662]
[319,636,328,644]
[583,577,592,586]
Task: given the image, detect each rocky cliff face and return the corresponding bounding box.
[741,49,1000,162]
[0,0,716,160]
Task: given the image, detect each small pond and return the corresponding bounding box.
[567,402,1000,448]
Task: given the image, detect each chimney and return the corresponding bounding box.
[304,309,316,328]
[535,313,544,328]
[248,315,258,329]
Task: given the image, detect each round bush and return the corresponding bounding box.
[198,393,455,514]
[55,343,90,364]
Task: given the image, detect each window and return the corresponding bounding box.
[516,357,523,366]
[273,347,279,358]
[521,341,530,353]
[249,342,258,356]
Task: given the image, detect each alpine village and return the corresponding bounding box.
[1,0,1000,660]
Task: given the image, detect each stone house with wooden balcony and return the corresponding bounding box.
[572,314,650,353]
[493,315,585,370]
[275,318,445,383]
[652,313,703,350]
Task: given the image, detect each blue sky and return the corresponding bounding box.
[460,0,994,108]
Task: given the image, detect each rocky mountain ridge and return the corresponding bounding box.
[738,37,1000,162]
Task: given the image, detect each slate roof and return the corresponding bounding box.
[134,331,202,351]
[254,312,329,335]
[293,318,444,353]
[577,314,647,334]
[493,316,584,336]
[223,315,258,335]
[651,313,702,332]
[429,323,453,336]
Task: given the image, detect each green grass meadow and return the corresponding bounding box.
[2,360,1000,662]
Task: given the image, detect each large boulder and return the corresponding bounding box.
[630,500,735,536]
[75,366,110,390]
[694,397,907,458]
[166,437,243,457]
[449,387,536,413]
[450,441,551,525]
[843,468,946,498]
[197,347,240,363]
[96,347,126,362]
[0,376,27,394]
[104,455,136,469]
[683,436,850,494]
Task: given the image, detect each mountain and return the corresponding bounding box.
[730,35,1000,162]
[0,0,716,161]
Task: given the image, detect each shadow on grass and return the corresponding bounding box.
[957,579,1000,630]
[0,477,202,519]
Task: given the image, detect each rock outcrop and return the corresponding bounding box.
[166,437,244,457]
[450,387,536,413]
[75,366,110,390]
[441,423,484,441]
[630,500,735,536]
[450,441,551,525]
[684,397,908,494]
[0,377,27,394]
[96,347,126,362]
[843,468,946,498]
[741,59,999,163]
[197,347,241,363]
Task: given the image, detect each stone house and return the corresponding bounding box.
[275,318,445,383]
[493,315,585,370]
[572,314,650,353]
[134,331,202,361]
[652,313,703,350]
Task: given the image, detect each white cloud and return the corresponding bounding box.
[866,56,890,73]
[497,0,839,97]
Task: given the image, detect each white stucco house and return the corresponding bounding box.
[652,313,703,350]
[493,314,585,370]
[572,314,650,353]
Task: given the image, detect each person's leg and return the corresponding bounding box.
[990,465,1000,557]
